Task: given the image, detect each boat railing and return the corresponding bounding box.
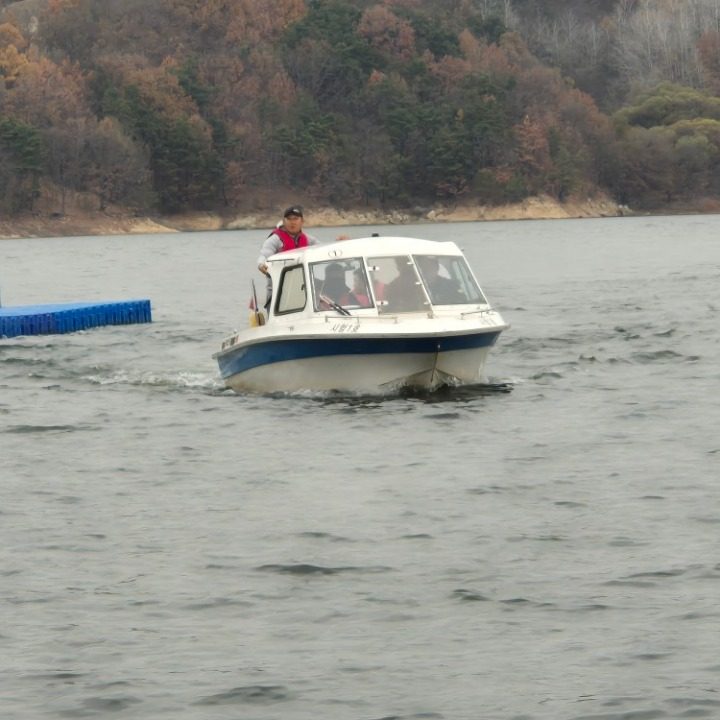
[460,307,495,317]
[323,313,406,324]
[320,306,495,323]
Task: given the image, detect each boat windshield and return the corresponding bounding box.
[413,254,487,305]
[367,255,429,314]
[309,258,374,311]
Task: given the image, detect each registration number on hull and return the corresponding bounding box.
[331,322,360,333]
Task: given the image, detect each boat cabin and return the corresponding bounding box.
[266,236,488,321]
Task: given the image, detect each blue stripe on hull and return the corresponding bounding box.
[217,331,501,379]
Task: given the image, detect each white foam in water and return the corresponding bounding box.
[84,369,221,390]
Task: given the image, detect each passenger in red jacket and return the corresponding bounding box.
[257,205,318,275]
[256,205,318,310]
[340,269,373,308]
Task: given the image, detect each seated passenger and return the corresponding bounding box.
[340,270,373,308]
[417,256,464,304]
[385,258,426,312]
[320,263,350,303]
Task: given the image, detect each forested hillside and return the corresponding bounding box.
[2,0,720,219]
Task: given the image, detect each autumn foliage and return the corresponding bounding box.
[0,0,719,216]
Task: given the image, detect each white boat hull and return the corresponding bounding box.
[223,346,493,394]
[216,327,502,394]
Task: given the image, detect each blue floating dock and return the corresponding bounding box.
[0,299,152,338]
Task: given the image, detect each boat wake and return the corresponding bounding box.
[254,380,514,404]
[400,380,514,401]
[84,369,222,392]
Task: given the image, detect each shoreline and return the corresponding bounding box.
[0,194,637,240]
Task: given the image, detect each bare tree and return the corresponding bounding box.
[614,0,720,94]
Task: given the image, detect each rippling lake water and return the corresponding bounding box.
[2,215,720,720]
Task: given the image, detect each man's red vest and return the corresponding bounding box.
[272,227,309,251]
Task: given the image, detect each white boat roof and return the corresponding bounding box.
[268,236,465,265]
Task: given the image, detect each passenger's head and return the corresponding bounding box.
[394,257,415,277]
[322,263,348,299]
[325,263,345,280]
[282,205,304,233]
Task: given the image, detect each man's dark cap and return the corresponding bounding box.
[283,205,303,218]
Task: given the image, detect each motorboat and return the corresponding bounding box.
[214,236,508,394]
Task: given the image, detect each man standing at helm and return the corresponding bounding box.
[257,205,318,309]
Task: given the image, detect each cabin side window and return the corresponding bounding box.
[274,265,307,315]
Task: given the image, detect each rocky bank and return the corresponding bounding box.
[0,194,623,240]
